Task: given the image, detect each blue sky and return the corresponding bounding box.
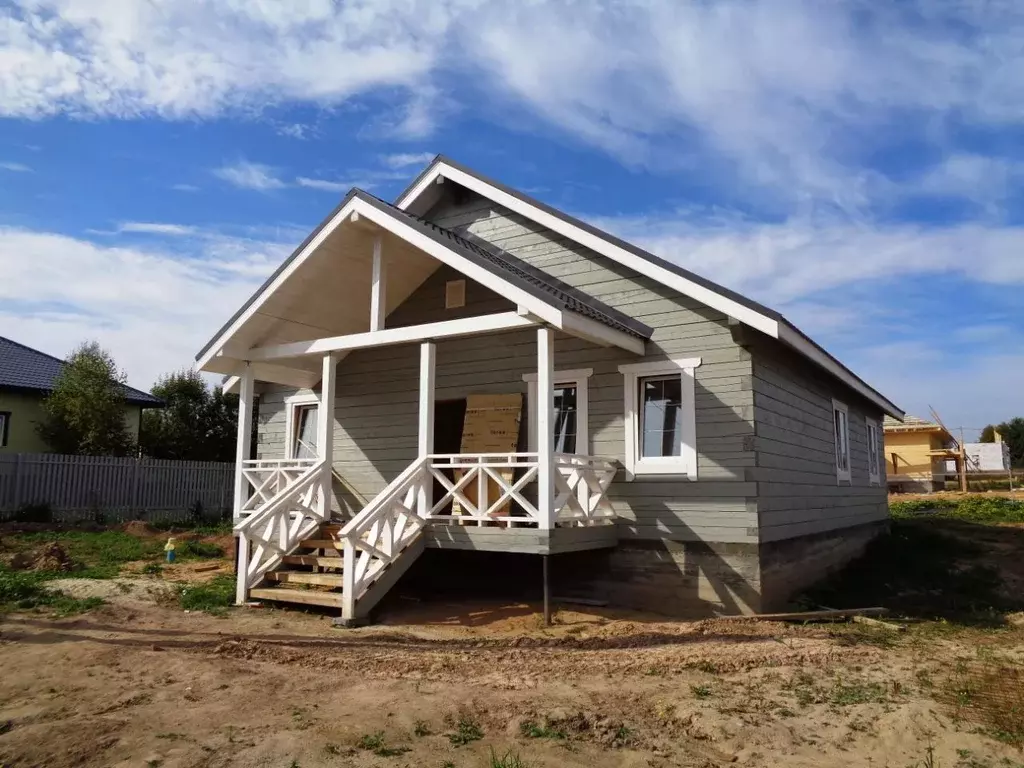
[0,0,1022,437]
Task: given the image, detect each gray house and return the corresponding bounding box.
[197,156,902,623]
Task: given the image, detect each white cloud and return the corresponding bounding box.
[381,152,435,170]
[171,183,199,193]
[277,123,310,140]
[0,161,32,172]
[295,177,356,193]
[213,161,286,191]
[118,222,198,236]
[0,225,289,389]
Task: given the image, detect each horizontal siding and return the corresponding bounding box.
[256,195,757,543]
[751,337,888,543]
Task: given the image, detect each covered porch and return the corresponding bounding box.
[196,189,650,619]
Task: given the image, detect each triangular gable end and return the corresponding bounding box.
[396,156,903,419]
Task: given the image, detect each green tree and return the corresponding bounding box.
[36,341,135,456]
[980,425,997,443]
[139,370,240,462]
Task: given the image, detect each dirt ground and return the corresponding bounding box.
[2,593,1023,768]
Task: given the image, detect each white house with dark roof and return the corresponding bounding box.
[0,336,162,454]
[197,156,903,623]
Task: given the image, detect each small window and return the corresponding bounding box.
[0,411,9,448]
[523,369,591,455]
[619,357,701,479]
[833,399,851,484]
[445,279,466,309]
[866,418,882,486]
[285,394,320,460]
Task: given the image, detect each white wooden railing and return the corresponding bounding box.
[553,454,618,525]
[426,452,541,525]
[234,459,325,594]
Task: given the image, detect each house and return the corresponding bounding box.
[883,415,957,493]
[0,336,161,453]
[197,156,903,623]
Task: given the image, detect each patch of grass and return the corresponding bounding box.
[0,567,103,616]
[356,731,410,757]
[944,662,1024,747]
[179,540,224,559]
[178,575,234,614]
[489,749,529,768]
[520,721,566,740]
[447,717,483,747]
[11,530,165,578]
[830,679,887,707]
[803,518,1018,625]
[413,720,431,737]
[141,562,163,576]
[155,732,186,741]
[686,660,720,674]
[614,725,632,742]
[890,496,1024,524]
[690,684,713,700]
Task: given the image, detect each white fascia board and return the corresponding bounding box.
[247,311,535,361]
[397,163,780,339]
[196,196,361,372]
[222,376,240,395]
[779,323,903,419]
[351,197,564,328]
[559,310,645,355]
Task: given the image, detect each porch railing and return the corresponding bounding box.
[238,458,319,518]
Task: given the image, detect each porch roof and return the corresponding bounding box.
[196,189,650,384]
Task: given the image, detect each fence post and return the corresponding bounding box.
[130,457,141,518]
[13,453,24,509]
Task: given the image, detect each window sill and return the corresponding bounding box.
[627,462,697,481]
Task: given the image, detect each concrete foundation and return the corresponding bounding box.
[758,521,888,611]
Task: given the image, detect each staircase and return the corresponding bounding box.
[236,456,430,623]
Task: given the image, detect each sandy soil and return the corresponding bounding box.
[1,593,1022,768]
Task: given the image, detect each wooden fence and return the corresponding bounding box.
[0,453,234,523]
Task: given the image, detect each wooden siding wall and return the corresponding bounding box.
[257,190,760,544]
[751,337,888,543]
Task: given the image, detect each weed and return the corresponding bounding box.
[614,725,632,742]
[413,720,431,737]
[146,760,163,768]
[447,717,483,747]
[943,662,1024,747]
[178,575,234,614]
[441,763,455,768]
[155,732,185,741]
[916,669,935,690]
[180,540,224,559]
[141,562,163,575]
[0,568,103,615]
[356,731,409,757]
[489,748,529,768]
[890,496,1024,524]
[323,743,343,756]
[830,680,887,707]
[11,530,165,578]
[691,684,712,700]
[520,721,566,739]
[288,761,300,768]
[777,708,796,718]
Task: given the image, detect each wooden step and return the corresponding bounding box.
[320,524,343,535]
[282,554,344,568]
[299,538,342,549]
[250,587,343,608]
[266,570,344,587]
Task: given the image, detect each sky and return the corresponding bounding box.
[0,0,1022,438]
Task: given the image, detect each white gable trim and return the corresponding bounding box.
[398,161,902,419]
[197,195,644,374]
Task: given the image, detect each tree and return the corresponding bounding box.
[139,369,240,462]
[980,425,997,443]
[37,341,135,456]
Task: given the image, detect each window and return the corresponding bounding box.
[285,394,320,459]
[866,417,882,486]
[833,399,851,484]
[618,357,701,479]
[0,411,9,448]
[523,369,591,455]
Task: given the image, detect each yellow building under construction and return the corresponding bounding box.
[883,415,959,493]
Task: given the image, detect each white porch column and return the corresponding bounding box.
[536,327,555,529]
[233,363,254,605]
[417,342,436,517]
[370,235,385,332]
[317,353,337,519]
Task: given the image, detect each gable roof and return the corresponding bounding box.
[397,155,904,419]
[884,415,948,436]
[196,189,650,370]
[0,336,162,406]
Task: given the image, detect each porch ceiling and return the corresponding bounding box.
[204,223,441,379]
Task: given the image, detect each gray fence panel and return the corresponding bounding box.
[0,453,234,522]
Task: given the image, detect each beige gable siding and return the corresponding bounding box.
[751,337,888,543]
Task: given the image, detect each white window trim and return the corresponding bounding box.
[618,357,702,481]
[522,368,592,454]
[284,392,320,459]
[833,398,852,485]
[866,417,882,486]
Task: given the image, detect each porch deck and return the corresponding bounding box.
[424,522,618,554]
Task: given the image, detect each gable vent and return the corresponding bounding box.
[445,279,466,309]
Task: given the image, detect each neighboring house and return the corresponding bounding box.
[199,156,902,623]
[883,415,956,493]
[964,441,1012,473]
[0,336,162,453]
